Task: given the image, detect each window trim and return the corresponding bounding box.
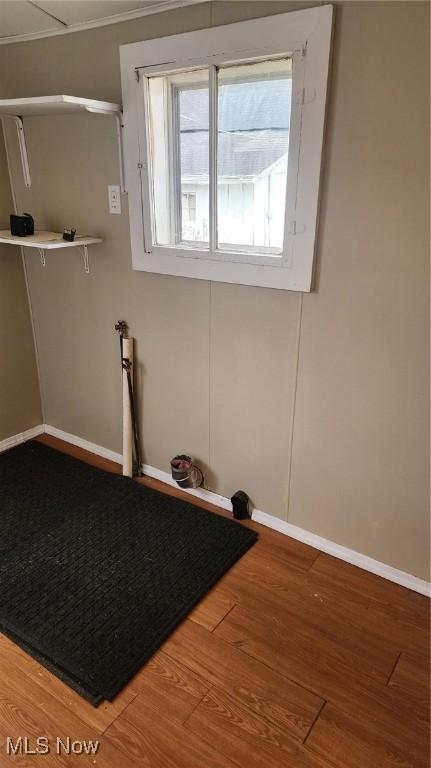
[120,6,333,292]
[143,56,300,268]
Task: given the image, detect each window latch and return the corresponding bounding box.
[297,88,316,105]
[289,221,306,235]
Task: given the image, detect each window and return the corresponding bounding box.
[216,59,291,256]
[120,6,333,291]
[148,69,209,247]
[182,193,197,223]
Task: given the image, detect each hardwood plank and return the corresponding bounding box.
[189,588,236,630]
[0,673,99,768]
[0,652,97,737]
[218,542,370,611]
[0,717,62,768]
[0,634,138,734]
[214,605,430,759]
[242,534,320,573]
[0,740,61,768]
[162,618,324,742]
[104,695,238,768]
[306,703,429,768]
[310,554,429,627]
[216,567,403,677]
[128,650,210,726]
[185,685,328,768]
[217,544,323,604]
[215,588,398,684]
[367,601,430,658]
[219,552,430,658]
[60,734,147,768]
[388,651,430,715]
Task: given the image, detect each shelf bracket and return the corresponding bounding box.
[79,245,90,274]
[1,115,31,187]
[30,244,92,273]
[37,248,46,267]
[86,107,126,194]
[2,106,126,194]
[115,112,126,195]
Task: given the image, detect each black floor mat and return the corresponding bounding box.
[0,440,257,704]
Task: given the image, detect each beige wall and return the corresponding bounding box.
[0,1,429,579]
[0,97,42,439]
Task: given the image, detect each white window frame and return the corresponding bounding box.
[120,5,333,292]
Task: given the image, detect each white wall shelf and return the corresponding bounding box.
[0,95,125,192]
[0,230,102,273]
[0,95,120,117]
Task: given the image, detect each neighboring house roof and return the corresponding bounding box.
[180,78,291,180]
[181,130,289,180]
[180,79,291,131]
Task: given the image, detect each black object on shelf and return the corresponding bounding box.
[10,212,34,237]
[63,228,76,242]
[231,490,250,520]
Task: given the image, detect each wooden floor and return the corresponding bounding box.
[0,434,429,768]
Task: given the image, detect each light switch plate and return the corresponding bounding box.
[108,185,121,214]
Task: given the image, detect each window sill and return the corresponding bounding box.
[133,243,310,292]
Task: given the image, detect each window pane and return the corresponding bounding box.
[148,69,209,248]
[217,58,292,254]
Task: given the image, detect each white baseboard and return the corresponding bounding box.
[142,462,233,512]
[44,424,123,465]
[7,423,430,598]
[0,424,44,454]
[251,509,430,597]
[43,424,234,511]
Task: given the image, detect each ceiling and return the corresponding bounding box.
[0,1,203,43]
